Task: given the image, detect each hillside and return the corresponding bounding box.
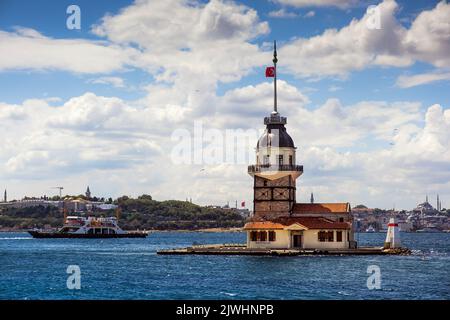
[0,195,247,231]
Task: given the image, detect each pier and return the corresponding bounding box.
[157,244,411,256]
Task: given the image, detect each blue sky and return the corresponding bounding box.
[0,0,449,209]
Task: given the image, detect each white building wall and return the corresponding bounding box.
[256,147,296,165]
[247,229,350,249]
[302,230,349,249]
[246,230,290,249]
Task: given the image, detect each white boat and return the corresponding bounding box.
[365,225,376,233]
[29,216,147,238]
[416,227,442,233]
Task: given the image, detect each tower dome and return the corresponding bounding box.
[257,121,295,149]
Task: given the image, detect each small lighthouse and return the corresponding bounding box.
[384,217,401,249]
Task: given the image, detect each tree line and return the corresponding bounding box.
[0,195,247,230]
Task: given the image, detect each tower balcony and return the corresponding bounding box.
[264,113,287,125]
[248,164,303,180]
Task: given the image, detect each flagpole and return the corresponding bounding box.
[273,40,278,114]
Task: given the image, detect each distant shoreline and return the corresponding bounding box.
[155,227,244,233]
[0,227,245,233]
[2,228,448,234]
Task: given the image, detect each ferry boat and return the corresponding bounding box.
[28,216,148,238]
[416,227,442,233]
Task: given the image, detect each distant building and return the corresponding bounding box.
[2,199,60,209]
[414,196,434,213]
[96,203,118,211]
[236,208,251,218]
[411,195,444,216]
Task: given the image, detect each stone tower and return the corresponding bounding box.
[248,41,303,219]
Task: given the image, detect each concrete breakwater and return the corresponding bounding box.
[157,244,412,256]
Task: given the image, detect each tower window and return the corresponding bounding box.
[278,155,284,165]
[289,155,293,165]
[264,155,270,165]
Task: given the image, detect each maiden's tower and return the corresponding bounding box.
[158,43,410,256]
[244,42,356,250]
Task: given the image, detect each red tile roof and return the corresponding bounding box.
[243,221,285,230]
[275,217,351,230]
[293,203,350,214]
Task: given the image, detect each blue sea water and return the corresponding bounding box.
[0,232,449,300]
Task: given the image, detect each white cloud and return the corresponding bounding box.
[220,80,309,115]
[268,9,299,18]
[404,1,450,69]
[280,0,450,78]
[84,0,272,134]
[0,102,27,121]
[294,102,450,207]
[328,85,342,92]
[92,0,269,85]
[396,71,450,88]
[304,10,315,18]
[268,8,315,18]
[0,93,162,182]
[88,76,126,88]
[290,99,422,148]
[0,27,137,74]
[93,0,269,49]
[274,0,357,9]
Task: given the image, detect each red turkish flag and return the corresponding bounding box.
[241,201,245,207]
[265,66,275,77]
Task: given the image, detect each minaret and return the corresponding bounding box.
[3,189,6,203]
[248,41,303,219]
[310,192,314,204]
[437,194,440,211]
[85,186,91,199]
